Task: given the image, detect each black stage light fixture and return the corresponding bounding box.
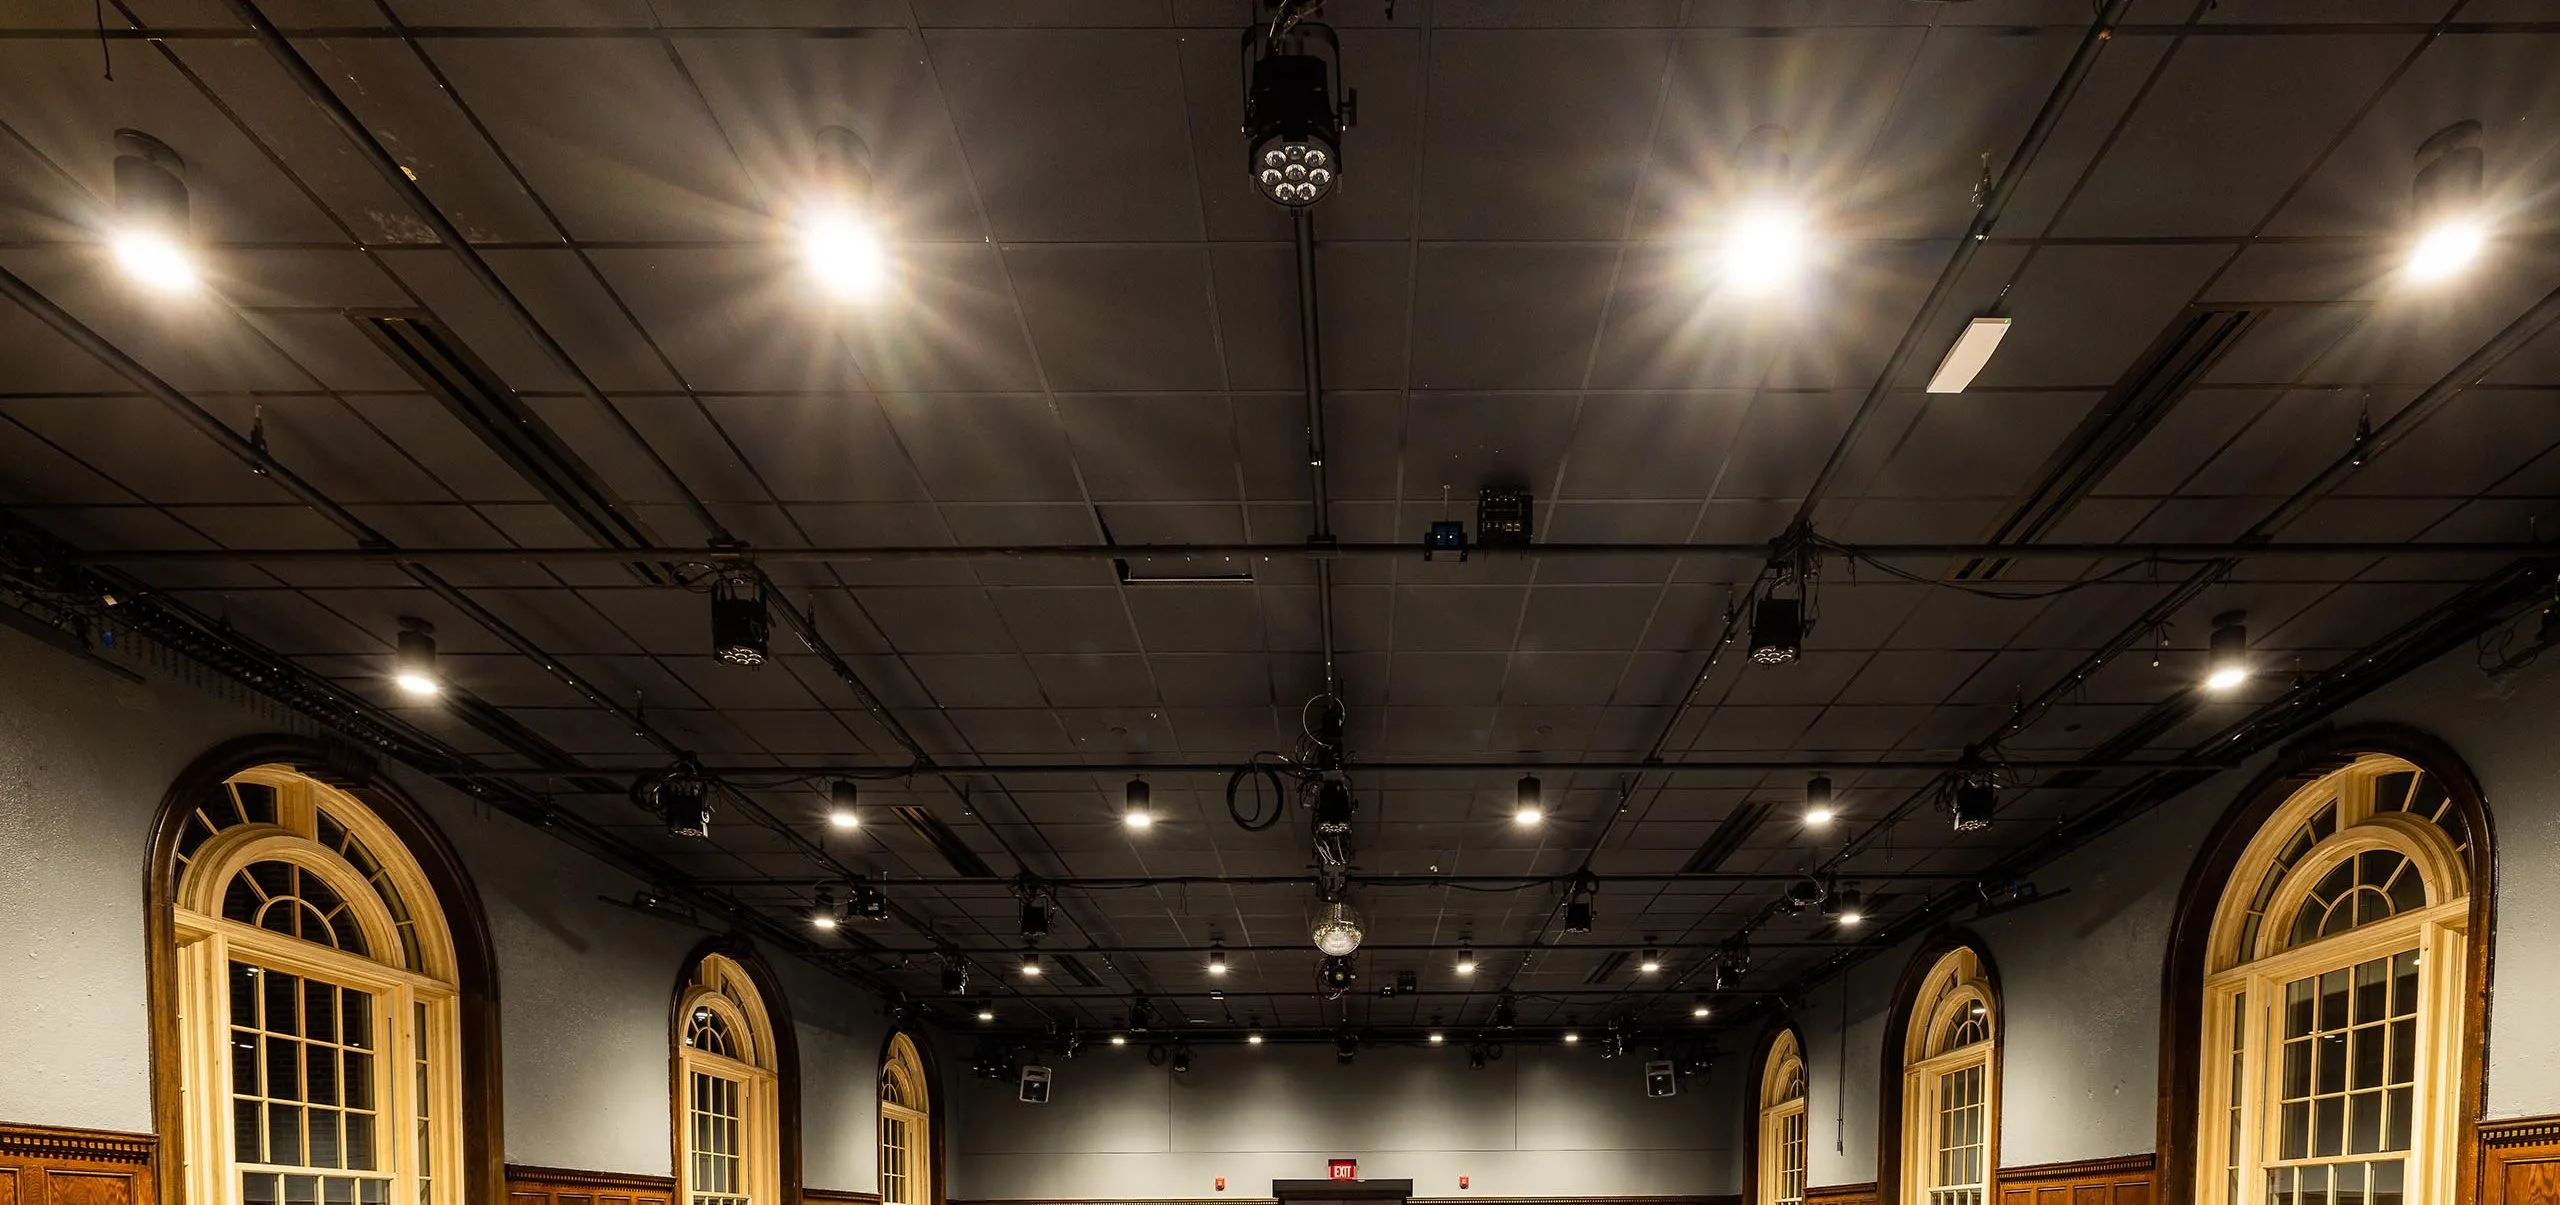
[1424,520,1468,562]
[1020,892,1052,941]
[1515,774,1544,825]
[1313,779,1355,835]
[1317,953,1358,998]
[1477,488,1533,550]
[850,883,888,922]
[1492,994,1518,1030]
[2204,610,2251,693]
[710,569,770,667]
[1467,1043,1493,1071]
[940,952,969,995]
[1950,775,1998,833]
[110,129,199,293]
[1748,595,1803,666]
[1562,873,1598,933]
[1019,948,1044,979]
[1335,1031,1360,1065]
[1804,773,1835,825]
[1123,775,1155,829]
[1129,995,1157,1033]
[1242,17,1348,208]
[826,778,861,830]
[633,757,714,838]
[1829,885,1865,927]
[1393,968,1418,995]
[1170,1045,1193,1074]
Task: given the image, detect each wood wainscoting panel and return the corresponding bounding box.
[506,1163,675,1205]
[801,1188,882,1205]
[1995,1153,2153,1205]
[1804,1183,1877,1205]
[2484,1116,2560,1205]
[0,1124,155,1205]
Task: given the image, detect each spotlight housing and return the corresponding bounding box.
[111,130,199,293]
[1311,900,1363,956]
[1950,775,1998,834]
[1242,22,1348,209]
[940,953,969,995]
[1562,1030,1580,1045]
[1691,998,1712,1020]
[1129,996,1157,1032]
[1833,886,1865,927]
[1514,774,1544,825]
[1805,773,1834,825]
[1313,780,1355,835]
[392,615,440,698]
[1020,895,1053,942]
[2407,119,2487,283]
[710,570,770,667]
[1110,1033,1129,1047]
[1123,776,1154,828]
[826,778,861,829]
[1208,943,1228,977]
[1020,949,1043,978]
[2204,610,2250,693]
[1638,947,1662,975]
[1335,1031,1360,1064]
[1428,1030,1445,1045]
[633,758,715,838]
[810,887,840,931]
[976,1004,995,1023]
[1749,595,1804,666]
[1492,994,1518,1029]
[849,884,888,922]
[1454,947,1477,977]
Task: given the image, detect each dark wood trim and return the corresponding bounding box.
[0,1122,157,1164]
[1412,1198,1740,1205]
[145,736,506,1205]
[801,1188,884,1205]
[1997,1153,2155,1182]
[503,1165,678,1192]
[878,1026,946,1205]
[1802,1182,1878,1205]
[1874,928,2002,1205]
[2153,723,2496,1205]
[1737,1019,1807,1205]
[673,935,805,1205]
[2481,1112,2560,1205]
[2484,1115,2560,1146]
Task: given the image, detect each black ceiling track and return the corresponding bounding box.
[352,311,662,578]
[891,803,999,879]
[1956,307,2263,581]
[1680,799,1772,875]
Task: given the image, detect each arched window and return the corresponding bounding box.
[1757,1030,1808,1205]
[1899,947,1995,1205]
[166,766,463,1205]
[2195,754,2472,1205]
[676,954,780,1205]
[879,1033,932,1205]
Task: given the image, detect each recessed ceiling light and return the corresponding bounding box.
[1926,316,2012,394]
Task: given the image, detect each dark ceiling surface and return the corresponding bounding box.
[2,0,2557,1043]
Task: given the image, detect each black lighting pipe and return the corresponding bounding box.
[1294,205,1340,696]
[1788,0,2134,526]
[445,754,2227,779]
[60,540,2551,566]
[699,873,1977,891]
[218,0,730,546]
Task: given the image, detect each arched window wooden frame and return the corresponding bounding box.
[675,953,781,1205]
[146,742,501,1205]
[1757,1029,1809,1205]
[2186,751,2475,1205]
[878,1033,933,1205]
[1879,935,2000,1205]
[2159,725,2494,1205]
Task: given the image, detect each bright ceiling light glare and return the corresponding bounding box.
[1720,203,1810,295]
[1513,773,1544,825]
[1428,1031,1446,1045]
[111,229,199,294]
[1247,1032,1265,1046]
[803,208,889,300]
[1561,1031,1580,1045]
[1804,773,1834,827]
[976,1006,995,1023]
[1454,947,1477,977]
[1123,777,1154,829]
[1109,1034,1129,1046]
[111,131,199,295]
[1207,944,1228,977]
[1691,999,1712,1020]
[1638,947,1662,975]
[1926,316,2013,394]
[2405,218,2486,283]
[826,779,860,830]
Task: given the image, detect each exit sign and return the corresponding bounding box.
[1327,1160,1357,1181]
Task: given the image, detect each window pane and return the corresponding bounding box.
[244,1174,280,1205]
[2352,1026,2384,1090]
[2319,970,2349,1032]
[2316,1096,2346,1157]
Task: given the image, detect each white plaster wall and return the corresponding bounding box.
[944,1041,1739,1200]
[0,625,894,1190]
[1781,643,2560,1185]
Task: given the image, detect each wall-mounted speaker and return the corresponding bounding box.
[1019,1063,1053,1104]
[1643,1059,1678,1098]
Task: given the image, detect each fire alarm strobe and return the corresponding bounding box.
[1644,1059,1678,1098]
[1018,1063,1053,1104]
